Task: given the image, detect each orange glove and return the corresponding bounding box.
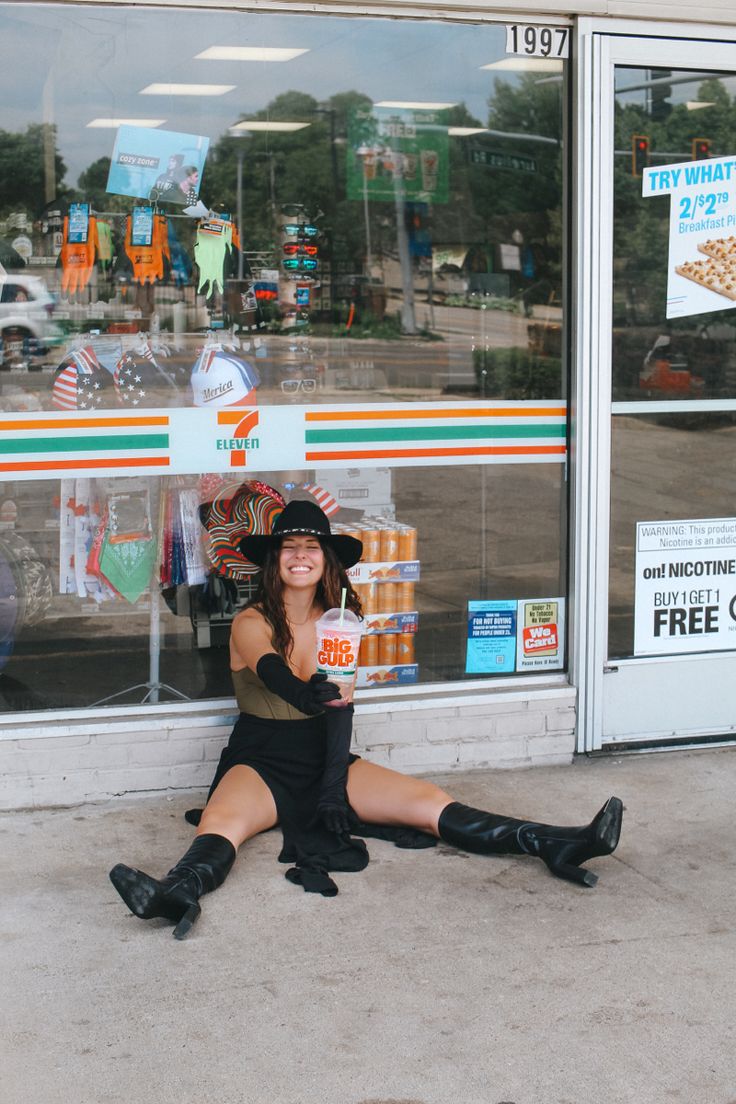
[124,214,170,284]
[60,215,97,295]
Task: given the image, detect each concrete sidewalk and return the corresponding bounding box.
[3,747,736,1104]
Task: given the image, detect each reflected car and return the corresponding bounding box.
[0,274,61,368]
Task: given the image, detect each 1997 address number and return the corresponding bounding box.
[505,24,569,59]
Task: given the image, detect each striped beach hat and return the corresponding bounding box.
[199,480,285,580]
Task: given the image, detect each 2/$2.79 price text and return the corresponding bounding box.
[679,191,730,222]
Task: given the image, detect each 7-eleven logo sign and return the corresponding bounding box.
[216,409,260,467]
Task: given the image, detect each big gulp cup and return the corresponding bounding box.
[315,608,363,706]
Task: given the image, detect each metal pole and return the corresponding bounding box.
[236,148,244,281]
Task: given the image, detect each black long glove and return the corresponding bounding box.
[256,653,341,716]
[316,704,354,836]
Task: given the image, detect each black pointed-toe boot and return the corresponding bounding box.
[109,833,236,938]
[437,796,623,888]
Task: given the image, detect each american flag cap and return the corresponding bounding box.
[51,346,113,411]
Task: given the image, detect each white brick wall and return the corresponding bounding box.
[0,685,576,810]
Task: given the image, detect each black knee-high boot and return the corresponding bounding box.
[437,796,623,888]
[109,833,236,939]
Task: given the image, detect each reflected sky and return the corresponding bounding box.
[0,3,545,188]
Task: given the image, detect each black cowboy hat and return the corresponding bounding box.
[239,500,363,569]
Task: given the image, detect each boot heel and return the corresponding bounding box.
[549,862,599,888]
[173,903,201,940]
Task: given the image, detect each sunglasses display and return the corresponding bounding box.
[281,378,317,393]
[282,257,319,271]
[282,223,319,238]
[283,243,319,256]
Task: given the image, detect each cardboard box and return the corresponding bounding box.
[356,664,419,687]
[315,467,392,510]
[347,560,420,584]
[363,611,418,634]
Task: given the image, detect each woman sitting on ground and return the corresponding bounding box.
[110,500,623,938]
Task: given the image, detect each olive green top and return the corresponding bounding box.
[230,665,312,721]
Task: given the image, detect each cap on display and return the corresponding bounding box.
[190,347,260,407]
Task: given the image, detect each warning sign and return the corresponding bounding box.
[516,598,565,671]
[634,517,736,655]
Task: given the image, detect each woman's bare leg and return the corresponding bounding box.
[346,759,453,836]
[197,765,278,848]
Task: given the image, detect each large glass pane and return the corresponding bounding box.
[609,412,736,658]
[0,3,568,712]
[613,65,736,401]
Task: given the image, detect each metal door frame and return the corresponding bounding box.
[573,19,736,752]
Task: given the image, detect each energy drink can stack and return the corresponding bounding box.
[359,634,378,667]
[397,582,415,612]
[398,525,417,561]
[355,581,378,614]
[379,525,399,563]
[379,581,397,614]
[361,526,380,563]
[378,633,397,665]
[397,633,415,664]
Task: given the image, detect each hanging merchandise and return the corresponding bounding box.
[157,484,209,589]
[95,220,114,271]
[167,219,193,286]
[123,210,170,284]
[95,490,157,604]
[194,218,233,297]
[51,346,115,410]
[190,344,259,407]
[0,531,53,630]
[199,479,285,581]
[0,546,18,673]
[113,342,178,407]
[59,205,98,295]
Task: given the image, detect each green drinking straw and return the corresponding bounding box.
[339,587,347,626]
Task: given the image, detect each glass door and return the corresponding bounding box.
[578,31,736,749]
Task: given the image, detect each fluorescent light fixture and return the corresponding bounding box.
[139,83,235,96]
[448,126,488,137]
[230,120,311,132]
[686,100,716,111]
[86,118,166,128]
[481,58,563,73]
[374,100,457,110]
[195,46,308,62]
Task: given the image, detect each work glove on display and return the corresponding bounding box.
[123,214,171,284]
[60,215,98,295]
[256,653,341,716]
[316,703,354,836]
[194,219,233,297]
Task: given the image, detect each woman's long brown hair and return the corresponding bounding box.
[247,539,363,660]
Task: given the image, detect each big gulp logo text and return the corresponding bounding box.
[216,409,260,467]
[318,635,356,669]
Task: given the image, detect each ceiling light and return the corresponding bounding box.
[86,118,166,128]
[481,58,563,72]
[230,120,311,132]
[373,100,457,110]
[448,126,488,137]
[195,46,308,62]
[686,100,716,111]
[139,83,235,96]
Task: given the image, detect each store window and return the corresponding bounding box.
[0,3,568,712]
[610,66,736,658]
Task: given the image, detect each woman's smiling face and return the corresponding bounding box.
[278,534,325,589]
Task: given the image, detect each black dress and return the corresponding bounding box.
[186,669,436,896]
